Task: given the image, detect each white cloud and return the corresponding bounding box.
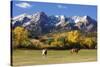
[15,2,31,8]
[57,5,67,9]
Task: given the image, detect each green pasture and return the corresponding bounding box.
[12,49,97,66]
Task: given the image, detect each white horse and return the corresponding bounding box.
[42,49,47,56]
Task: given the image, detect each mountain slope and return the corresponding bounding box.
[12,12,97,35]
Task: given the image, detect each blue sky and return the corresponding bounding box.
[11,1,97,20]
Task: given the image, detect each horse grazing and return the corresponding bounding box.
[70,48,80,54]
[42,49,47,56]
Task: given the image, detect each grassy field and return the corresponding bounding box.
[12,49,97,66]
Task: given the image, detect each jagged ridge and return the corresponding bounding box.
[12,12,97,35]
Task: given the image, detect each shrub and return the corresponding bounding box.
[46,38,54,45]
[80,37,97,49]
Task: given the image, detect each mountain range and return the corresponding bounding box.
[12,12,97,35]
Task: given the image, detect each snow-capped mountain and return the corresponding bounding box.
[73,16,97,31]
[12,13,31,28]
[12,12,97,35]
[55,15,65,26]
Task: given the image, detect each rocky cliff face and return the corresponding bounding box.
[12,12,97,35]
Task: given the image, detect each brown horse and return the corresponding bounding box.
[70,48,80,54]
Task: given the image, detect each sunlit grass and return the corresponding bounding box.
[12,49,97,66]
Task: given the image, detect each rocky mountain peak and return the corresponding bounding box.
[12,12,97,33]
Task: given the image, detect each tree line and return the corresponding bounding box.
[12,26,97,49]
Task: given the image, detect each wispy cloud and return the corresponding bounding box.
[57,5,67,9]
[15,2,31,8]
